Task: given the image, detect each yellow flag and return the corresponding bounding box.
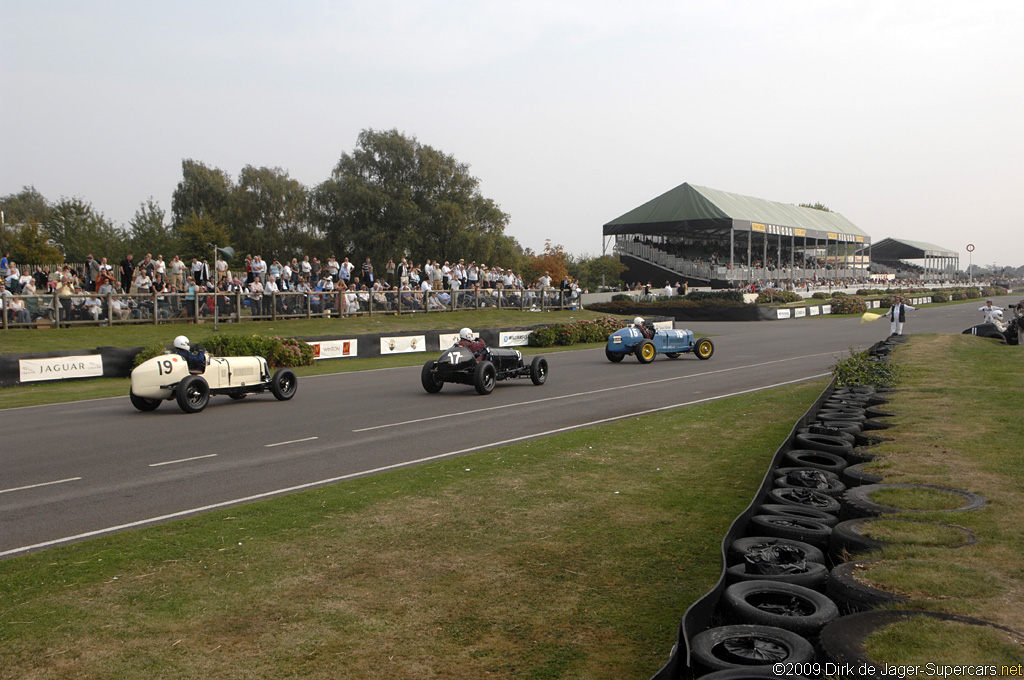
[860,312,885,324]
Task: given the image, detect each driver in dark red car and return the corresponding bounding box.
[457,327,487,359]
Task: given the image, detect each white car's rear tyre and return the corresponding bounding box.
[270,368,298,401]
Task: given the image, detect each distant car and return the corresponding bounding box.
[130,352,297,413]
[606,325,714,363]
[421,346,548,395]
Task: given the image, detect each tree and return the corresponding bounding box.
[521,240,571,284]
[8,222,64,264]
[44,197,127,262]
[229,165,311,258]
[171,159,233,226]
[799,202,832,212]
[311,128,518,267]
[176,213,231,262]
[1,186,51,258]
[570,254,626,291]
[129,198,180,259]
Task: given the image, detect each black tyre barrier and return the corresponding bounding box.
[747,515,833,549]
[797,425,856,444]
[813,420,863,435]
[722,580,840,638]
[840,484,987,520]
[851,431,889,448]
[818,610,1024,674]
[825,560,909,613]
[725,561,829,592]
[829,518,978,561]
[863,405,895,419]
[766,487,842,515]
[792,432,854,456]
[689,624,815,674]
[698,669,812,679]
[843,446,879,464]
[815,409,867,422]
[780,449,848,475]
[758,503,839,528]
[840,463,884,489]
[727,537,826,567]
[772,466,841,481]
[773,472,847,500]
[860,418,894,431]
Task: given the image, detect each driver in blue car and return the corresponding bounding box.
[633,316,655,340]
[172,335,207,372]
[457,327,487,358]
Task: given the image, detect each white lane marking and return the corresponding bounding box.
[265,436,318,448]
[150,454,218,467]
[0,372,828,559]
[0,477,81,495]
[354,351,842,432]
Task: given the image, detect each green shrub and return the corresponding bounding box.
[686,290,746,303]
[811,292,829,300]
[528,326,557,347]
[133,344,169,367]
[528,316,628,348]
[931,292,950,303]
[755,290,802,304]
[611,294,632,302]
[829,296,868,314]
[831,347,903,388]
[200,334,314,368]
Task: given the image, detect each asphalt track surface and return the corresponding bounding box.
[0,299,1008,558]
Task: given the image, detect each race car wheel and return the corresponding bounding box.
[270,368,298,401]
[421,360,444,393]
[665,352,682,359]
[605,347,624,363]
[176,375,210,414]
[636,341,657,363]
[474,361,497,395]
[695,337,715,360]
[130,390,161,412]
[530,356,548,385]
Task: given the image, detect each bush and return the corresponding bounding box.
[931,292,950,303]
[755,290,802,304]
[133,344,168,367]
[528,316,628,348]
[686,290,746,304]
[831,348,903,388]
[811,292,830,300]
[199,334,315,368]
[829,296,868,314]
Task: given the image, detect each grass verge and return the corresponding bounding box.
[0,379,825,679]
[841,334,1024,660]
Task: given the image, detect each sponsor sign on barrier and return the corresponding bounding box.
[651,321,673,331]
[809,307,820,316]
[308,339,358,360]
[438,333,460,349]
[822,305,832,314]
[499,330,532,346]
[794,308,806,318]
[380,335,426,355]
[776,309,791,319]
[19,355,104,383]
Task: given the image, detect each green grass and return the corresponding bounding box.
[864,617,1023,668]
[840,335,1024,654]
[866,486,973,511]
[0,380,825,680]
[0,308,618,355]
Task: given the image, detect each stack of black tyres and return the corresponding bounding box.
[682,368,912,677]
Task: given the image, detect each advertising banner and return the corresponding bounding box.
[809,307,820,316]
[19,355,104,383]
[380,335,426,355]
[309,339,359,360]
[438,333,460,349]
[651,321,674,331]
[794,308,806,318]
[776,309,792,319]
[499,330,533,346]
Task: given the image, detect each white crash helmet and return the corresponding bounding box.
[459,327,474,341]
[173,335,190,351]
[993,309,1004,319]
[634,317,645,327]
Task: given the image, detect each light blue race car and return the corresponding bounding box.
[605,323,714,364]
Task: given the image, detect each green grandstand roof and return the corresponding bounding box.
[603,182,869,240]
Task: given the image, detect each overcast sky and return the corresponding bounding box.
[2,1,1021,267]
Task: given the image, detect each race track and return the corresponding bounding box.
[0,299,1004,558]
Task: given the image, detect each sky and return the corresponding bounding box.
[2,0,1022,267]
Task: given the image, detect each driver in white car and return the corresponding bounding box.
[172,335,207,372]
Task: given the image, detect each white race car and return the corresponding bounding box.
[130,352,298,413]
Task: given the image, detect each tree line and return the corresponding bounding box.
[0,128,624,290]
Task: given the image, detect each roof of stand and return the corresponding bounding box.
[603,182,868,240]
[863,237,958,260]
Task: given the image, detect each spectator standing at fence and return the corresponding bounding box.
[216,254,229,282]
[84,254,101,291]
[467,261,479,287]
[0,252,8,280]
[339,257,354,287]
[385,258,395,286]
[140,253,155,278]
[168,256,185,290]
[538,271,552,289]
[251,255,267,284]
[118,253,134,292]
[155,255,166,281]
[398,258,409,287]
[248,275,264,317]
[361,256,373,285]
